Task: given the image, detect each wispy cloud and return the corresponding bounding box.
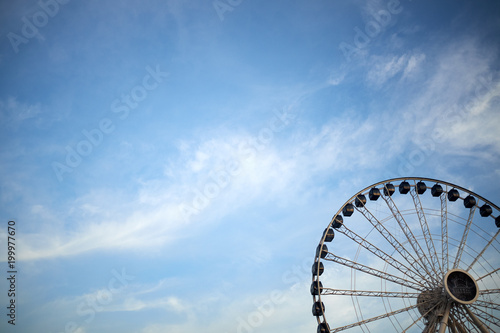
[14,34,500,260]
[366,52,426,86]
[0,97,41,129]
[399,38,500,153]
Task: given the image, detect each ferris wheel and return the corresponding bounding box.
[312,177,500,333]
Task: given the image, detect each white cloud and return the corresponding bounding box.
[366,52,425,86]
[438,91,500,154]
[0,97,41,128]
[399,39,500,156]
[402,53,426,78]
[136,279,318,333]
[327,72,346,86]
[104,295,188,314]
[10,32,500,268]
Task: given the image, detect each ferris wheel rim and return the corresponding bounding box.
[333,177,499,218]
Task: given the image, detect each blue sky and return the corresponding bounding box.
[0,0,499,332]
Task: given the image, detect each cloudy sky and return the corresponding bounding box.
[0,0,499,332]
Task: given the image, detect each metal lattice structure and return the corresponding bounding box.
[312,177,500,333]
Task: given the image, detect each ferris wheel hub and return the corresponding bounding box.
[443,269,479,305]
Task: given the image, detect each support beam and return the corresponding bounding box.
[464,306,490,333]
[438,302,452,333]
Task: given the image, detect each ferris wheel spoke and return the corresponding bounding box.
[470,303,500,322]
[410,183,442,276]
[441,192,450,276]
[454,307,480,332]
[469,306,500,330]
[337,225,429,283]
[467,229,500,272]
[425,310,441,333]
[404,314,428,332]
[329,304,420,333]
[454,305,493,333]
[320,288,420,298]
[402,300,442,333]
[462,305,493,333]
[323,252,425,290]
[477,268,500,282]
[453,205,478,269]
[355,203,437,286]
[449,311,469,333]
[379,194,439,285]
[474,300,500,312]
[447,314,459,333]
[424,320,438,333]
[478,288,500,295]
